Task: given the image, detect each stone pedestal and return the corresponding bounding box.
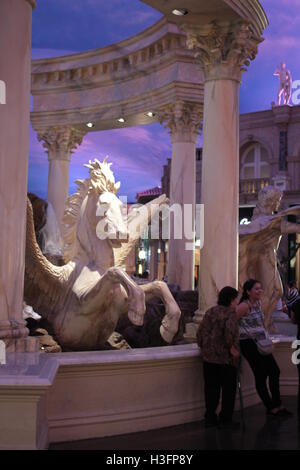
[0,0,38,351]
[159,102,202,290]
[38,126,85,225]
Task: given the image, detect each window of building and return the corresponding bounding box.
[241,143,270,180]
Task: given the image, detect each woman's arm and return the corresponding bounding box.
[236,302,250,320]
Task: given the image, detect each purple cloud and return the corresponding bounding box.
[28,0,300,201]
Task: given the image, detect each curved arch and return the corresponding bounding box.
[240,136,274,161]
[142,0,268,36]
[240,141,271,180]
[31,17,203,134]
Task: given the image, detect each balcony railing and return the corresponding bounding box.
[240,178,270,195]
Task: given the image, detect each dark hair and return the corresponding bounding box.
[239,279,261,304]
[218,286,239,307]
[288,281,297,289]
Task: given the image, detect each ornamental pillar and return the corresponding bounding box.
[186,21,263,314]
[38,126,85,225]
[0,0,39,351]
[159,102,202,290]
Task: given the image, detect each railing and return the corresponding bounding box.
[240,178,270,194]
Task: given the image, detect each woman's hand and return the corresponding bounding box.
[230,345,240,359]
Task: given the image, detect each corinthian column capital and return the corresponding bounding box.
[157,102,202,143]
[185,21,263,82]
[37,126,86,161]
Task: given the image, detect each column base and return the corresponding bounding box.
[183,308,205,343]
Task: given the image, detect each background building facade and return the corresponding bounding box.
[142,104,300,288]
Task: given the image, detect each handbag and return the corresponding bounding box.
[241,323,273,356]
[255,337,274,355]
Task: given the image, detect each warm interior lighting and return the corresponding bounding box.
[172,8,188,16]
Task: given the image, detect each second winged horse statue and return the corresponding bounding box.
[24,158,181,351]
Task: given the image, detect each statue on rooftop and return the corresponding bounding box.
[24,158,181,351]
[239,185,300,329]
[274,62,292,106]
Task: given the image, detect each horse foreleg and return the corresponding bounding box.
[78,267,145,326]
[140,281,181,343]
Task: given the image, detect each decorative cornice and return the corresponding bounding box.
[32,17,170,67]
[157,101,202,143]
[38,126,86,161]
[31,32,189,94]
[25,0,36,8]
[185,21,263,83]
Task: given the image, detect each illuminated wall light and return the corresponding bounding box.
[117,117,125,123]
[172,8,188,16]
[145,111,156,118]
[86,122,94,128]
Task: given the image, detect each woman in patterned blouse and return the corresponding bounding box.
[197,286,240,429]
[237,279,291,417]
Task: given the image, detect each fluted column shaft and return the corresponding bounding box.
[159,102,202,290]
[186,21,263,311]
[38,126,85,225]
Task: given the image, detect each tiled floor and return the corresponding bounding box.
[50,396,300,450]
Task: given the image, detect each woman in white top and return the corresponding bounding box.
[236,279,291,417]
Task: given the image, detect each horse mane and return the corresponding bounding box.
[61,157,121,262]
[61,179,89,262]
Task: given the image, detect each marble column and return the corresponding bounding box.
[38,126,85,225]
[0,0,39,351]
[186,21,263,316]
[159,102,202,290]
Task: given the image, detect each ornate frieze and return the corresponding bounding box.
[185,21,263,82]
[38,126,86,161]
[158,102,202,143]
[31,33,191,91]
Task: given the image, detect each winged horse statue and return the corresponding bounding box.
[24,158,181,351]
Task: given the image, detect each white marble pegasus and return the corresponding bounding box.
[239,185,300,328]
[24,158,181,351]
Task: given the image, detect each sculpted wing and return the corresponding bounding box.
[24,198,75,316]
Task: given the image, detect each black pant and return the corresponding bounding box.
[297,362,300,423]
[240,339,281,411]
[203,361,237,423]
